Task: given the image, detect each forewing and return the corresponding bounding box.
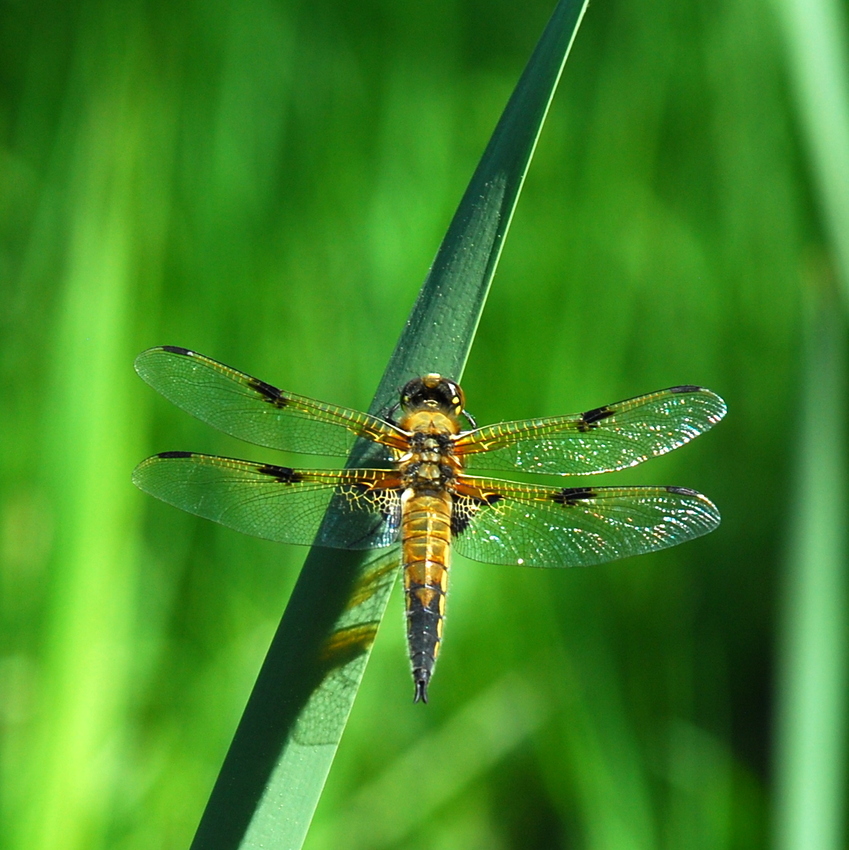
[132,452,402,549]
[456,386,726,475]
[452,477,720,567]
[135,346,405,459]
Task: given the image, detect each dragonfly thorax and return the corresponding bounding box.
[398,418,463,493]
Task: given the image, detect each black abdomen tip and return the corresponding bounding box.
[413,673,430,704]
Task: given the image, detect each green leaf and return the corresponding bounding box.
[773,3,849,845]
[773,290,848,850]
[189,2,590,847]
[774,0,849,305]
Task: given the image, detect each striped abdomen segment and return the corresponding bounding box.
[401,489,452,703]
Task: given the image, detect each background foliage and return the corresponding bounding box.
[1,0,844,848]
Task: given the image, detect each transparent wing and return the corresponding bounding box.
[456,386,726,475]
[132,451,402,549]
[135,346,405,459]
[452,476,720,567]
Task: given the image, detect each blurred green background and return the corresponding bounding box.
[1,0,846,848]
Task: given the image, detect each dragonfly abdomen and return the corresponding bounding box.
[401,489,452,703]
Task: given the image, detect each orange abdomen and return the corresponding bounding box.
[401,489,452,703]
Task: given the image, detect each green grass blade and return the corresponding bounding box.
[773,0,849,303]
[772,0,849,844]
[189,2,589,848]
[10,31,164,849]
[773,292,848,850]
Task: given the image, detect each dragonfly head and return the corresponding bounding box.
[400,374,465,417]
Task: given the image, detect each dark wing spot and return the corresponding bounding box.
[161,345,192,355]
[578,405,615,431]
[451,491,500,535]
[157,450,193,459]
[666,486,699,496]
[670,385,702,393]
[452,498,474,535]
[248,377,288,408]
[552,487,597,506]
[257,463,303,484]
[451,510,471,536]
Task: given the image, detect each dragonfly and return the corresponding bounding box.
[133,346,726,702]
